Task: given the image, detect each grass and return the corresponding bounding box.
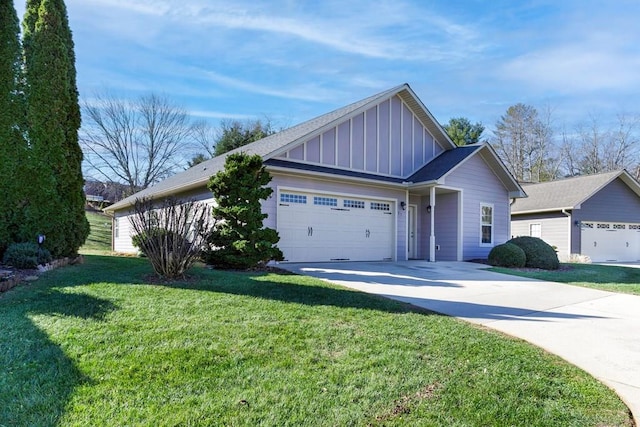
[0,256,633,426]
[80,210,112,254]
[490,263,640,295]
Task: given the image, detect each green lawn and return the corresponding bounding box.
[80,211,112,254]
[0,256,632,426]
[491,263,640,295]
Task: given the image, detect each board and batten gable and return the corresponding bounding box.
[277,95,445,178]
[443,153,511,259]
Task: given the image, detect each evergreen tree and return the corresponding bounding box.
[0,0,25,256]
[202,153,283,269]
[22,0,88,257]
[444,117,484,146]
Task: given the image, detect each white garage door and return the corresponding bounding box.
[581,222,640,262]
[276,191,395,262]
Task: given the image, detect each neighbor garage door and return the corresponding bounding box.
[276,190,395,262]
[581,222,640,262]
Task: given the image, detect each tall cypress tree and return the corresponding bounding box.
[22,0,88,257]
[0,0,25,255]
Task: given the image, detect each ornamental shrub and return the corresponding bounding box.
[488,243,526,268]
[202,153,284,269]
[507,236,559,270]
[2,242,52,269]
[129,197,210,279]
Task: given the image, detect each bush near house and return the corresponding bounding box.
[488,243,526,268]
[507,236,559,270]
[2,242,51,269]
[202,153,283,269]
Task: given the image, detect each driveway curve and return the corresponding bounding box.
[281,260,640,424]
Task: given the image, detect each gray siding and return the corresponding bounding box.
[575,178,640,222]
[278,95,447,178]
[572,178,640,254]
[511,212,570,261]
[434,192,458,260]
[444,155,510,260]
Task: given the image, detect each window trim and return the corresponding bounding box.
[529,223,542,238]
[480,203,494,246]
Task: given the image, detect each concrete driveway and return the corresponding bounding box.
[280,260,640,424]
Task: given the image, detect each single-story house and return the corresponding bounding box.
[105,83,525,262]
[511,170,640,262]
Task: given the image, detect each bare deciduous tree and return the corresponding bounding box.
[492,103,559,182]
[81,92,193,195]
[563,113,640,176]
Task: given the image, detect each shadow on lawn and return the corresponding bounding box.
[0,282,117,425]
[164,269,436,315]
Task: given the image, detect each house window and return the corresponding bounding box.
[480,203,493,245]
[530,223,541,238]
[114,217,119,238]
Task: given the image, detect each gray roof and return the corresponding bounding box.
[408,145,481,183]
[107,83,456,212]
[511,170,640,214]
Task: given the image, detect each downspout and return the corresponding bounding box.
[561,209,571,262]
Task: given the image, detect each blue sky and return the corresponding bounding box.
[14,0,640,135]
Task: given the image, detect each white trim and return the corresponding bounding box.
[457,190,463,261]
[408,203,418,259]
[480,202,494,247]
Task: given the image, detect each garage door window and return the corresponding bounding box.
[480,203,493,245]
[371,202,390,211]
[281,193,307,204]
[314,196,337,206]
[344,199,365,209]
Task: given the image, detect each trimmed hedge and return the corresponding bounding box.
[507,236,559,270]
[488,243,526,268]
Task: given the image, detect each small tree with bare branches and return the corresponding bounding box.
[129,197,209,279]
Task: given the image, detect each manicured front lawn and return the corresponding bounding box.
[0,256,632,426]
[491,263,640,295]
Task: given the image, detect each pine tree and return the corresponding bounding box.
[22,0,88,257]
[203,153,283,269]
[0,0,25,256]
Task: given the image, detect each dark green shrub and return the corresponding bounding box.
[488,243,526,268]
[202,153,284,269]
[2,242,52,269]
[507,236,560,270]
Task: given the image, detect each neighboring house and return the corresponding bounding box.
[511,170,640,262]
[105,83,525,262]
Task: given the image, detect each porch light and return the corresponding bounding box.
[426,205,432,213]
[400,201,406,210]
